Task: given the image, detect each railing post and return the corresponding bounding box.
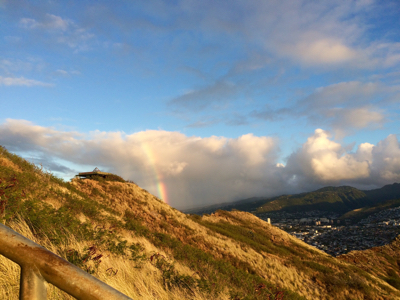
[20,266,47,300]
[0,223,132,300]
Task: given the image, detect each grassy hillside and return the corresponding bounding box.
[256,186,368,214]
[185,184,400,220]
[339,236,400,292]
[254,184,400,220]
[1,146,399,299]
[340,198,400,222]
[364,183,400,204]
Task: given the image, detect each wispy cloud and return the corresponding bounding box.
[225,114,249,126]
[186,117,220,128]
[0,58,45,76]
[119,0,400,69]
[19,13,95,52]
[52,69,80,77]
[20,14,72,31]
[297,81,397,135]
[0,76,53,87]
[251,80,398,135]
[169,80,240,111]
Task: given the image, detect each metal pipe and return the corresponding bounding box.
[20,266,47,300]
[0,223,132,300]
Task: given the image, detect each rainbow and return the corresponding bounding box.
[140,142,169,204]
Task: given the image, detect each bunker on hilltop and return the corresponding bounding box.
[76,167,112,179]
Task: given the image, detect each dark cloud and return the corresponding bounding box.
[225,114,249,126]
[251,106,292,122]
[168,80,240,111]
[26,155,75,174]
[186,117,219,128]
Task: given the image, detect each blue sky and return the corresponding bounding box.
[1,0,400,209]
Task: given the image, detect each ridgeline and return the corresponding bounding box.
[187,184,400,223]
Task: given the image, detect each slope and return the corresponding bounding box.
[186,184,400,218]
[339,235,400,292]
[0,146,399,299]
[256,186,368,214]
[340,198,400,222]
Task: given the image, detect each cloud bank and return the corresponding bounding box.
[1,119,399,209]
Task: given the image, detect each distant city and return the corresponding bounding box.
[258,207,400,256]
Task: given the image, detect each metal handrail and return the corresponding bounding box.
[0,223,132,300]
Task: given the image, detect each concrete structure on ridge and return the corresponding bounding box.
[76,167,112,179]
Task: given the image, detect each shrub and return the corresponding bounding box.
[66,245,103,274]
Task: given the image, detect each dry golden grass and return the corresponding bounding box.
[0,157,22,173]
[0,218,226,300]
[72,181,318,298]
[69,179,400,299]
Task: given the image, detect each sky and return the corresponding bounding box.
[1,0,400,210]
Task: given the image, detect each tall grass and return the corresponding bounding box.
[0,218,219,300]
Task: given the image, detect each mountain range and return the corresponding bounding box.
[186,184,400,221]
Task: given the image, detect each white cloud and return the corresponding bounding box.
[257,1,399,68]
[203,1,399,68]
[371,134,400,182]
[284,129,370,185]
[0,120,282,208]
[284,38,357,65]
[45,14,71,31]
[308,131,370,181]
[53,69,81,77]
[356,142,374,163]
[0,76,53,87]
[284,129,400,191]
[1,120,399,209]
[19,14,94,52]
[303,81,381,109]
[0,58,41,75]
[55,69,68,76]
[330,107,384,129]
[227,133,276,166]
[20,14,72,31]
[19,18,39,29]
[295,81,395,135]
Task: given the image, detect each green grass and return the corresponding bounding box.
[256,186,368,214]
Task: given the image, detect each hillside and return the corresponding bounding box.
[339,235,400,291]
[190,184,400,220]
[1,146,400,299]
[254,184,400,220]
[256,186,368,214]
[340,198,400,222]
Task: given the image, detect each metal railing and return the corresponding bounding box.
[0,223,132,300]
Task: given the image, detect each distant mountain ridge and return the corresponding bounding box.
[257,186,369,214]
[186,183,400,218]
